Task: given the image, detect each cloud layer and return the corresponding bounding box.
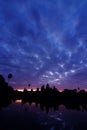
[0,0,87,89]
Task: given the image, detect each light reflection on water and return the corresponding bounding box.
[15,99,22,103]
[14,100,87,130]
[0,100,87,130]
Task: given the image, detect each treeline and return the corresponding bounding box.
[0,74,87,111]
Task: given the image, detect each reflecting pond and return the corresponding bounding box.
[0,100,87,130]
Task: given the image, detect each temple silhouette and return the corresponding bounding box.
[0,74,87,112]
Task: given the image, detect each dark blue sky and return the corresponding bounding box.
[0,0,87,90]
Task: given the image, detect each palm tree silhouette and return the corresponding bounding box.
[8,73,12,85]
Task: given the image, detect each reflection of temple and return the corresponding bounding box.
[0,74,87,113]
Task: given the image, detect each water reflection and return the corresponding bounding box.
[15,99,22,103]
[0,100,87,130]
[15,100,87,130]
[0,97,86,114]
[18,99,85,113]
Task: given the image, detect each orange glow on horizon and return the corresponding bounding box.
[17,88,38,92]
[84,89,87,92]
[59,89,63,92]
[15,88,87,92]
[17,88,63,92]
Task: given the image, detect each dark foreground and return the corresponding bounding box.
[1,74,87,130]
[0,100,87,130]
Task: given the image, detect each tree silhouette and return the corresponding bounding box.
[8,73,12,85]
[78,87,80,91]
[36,88,39,92]
[0,74,5,85]
[28,84,31,87]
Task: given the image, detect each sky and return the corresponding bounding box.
[0,0,87,90]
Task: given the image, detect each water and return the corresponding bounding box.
[0,100,87,130]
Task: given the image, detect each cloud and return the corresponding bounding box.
[0,0,87,89]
